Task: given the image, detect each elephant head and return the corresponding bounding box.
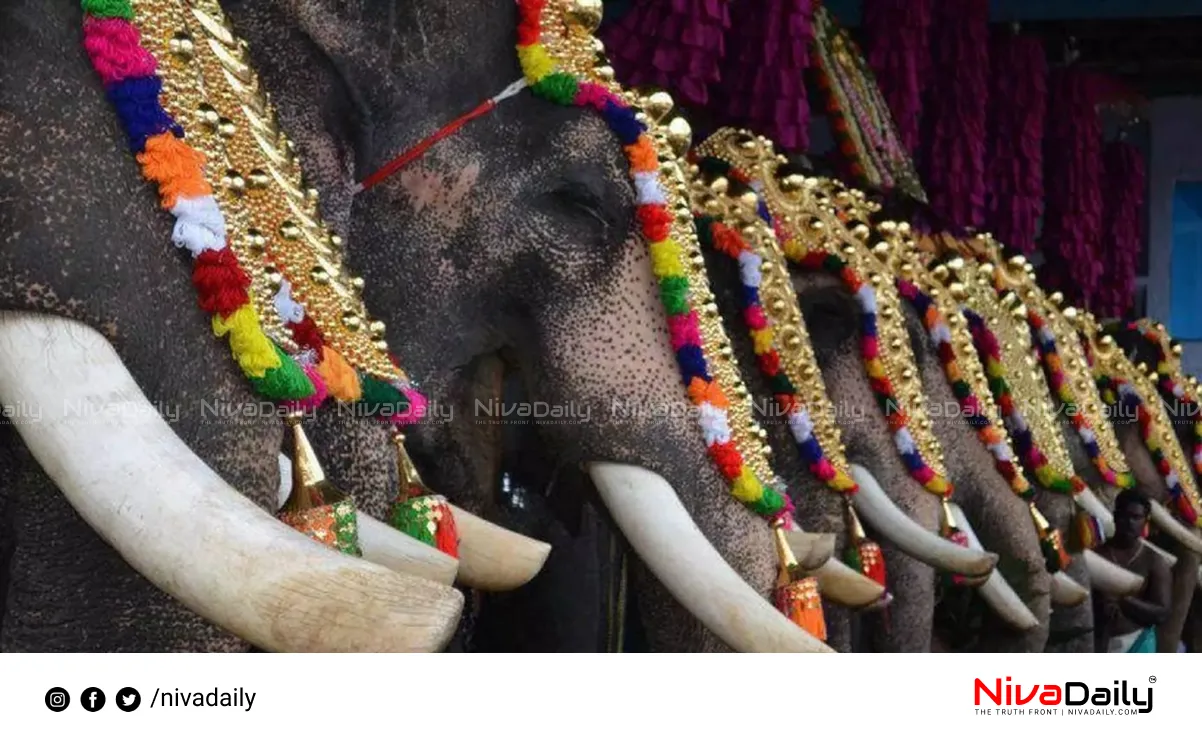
[683,130,1065,652]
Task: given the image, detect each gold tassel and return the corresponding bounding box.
[772,520,827,640]
[1030,501,1071,572]
[277,411,362,556]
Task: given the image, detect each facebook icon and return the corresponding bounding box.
[81,687,106,712]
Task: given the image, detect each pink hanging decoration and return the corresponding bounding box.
[1096,140,1146,319]
[919,0,990,235]
[600,0,730,109]
[1038,68,1104,308]
[984,32,1047,256]
[706,0,814,151]
[860,0,932,155]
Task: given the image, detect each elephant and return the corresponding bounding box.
[0,0,591,652]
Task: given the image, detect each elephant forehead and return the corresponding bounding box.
[396,160,482,230]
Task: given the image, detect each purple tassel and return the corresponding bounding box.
[919,0,990,235]
[1038,69,1104,308]
[861,0,932,155]
[984,32,1046,256]
[1096,141,1146,318]
[706,0,814,151]
[600,0,730,109]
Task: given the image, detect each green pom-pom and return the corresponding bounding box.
[250,346,315,400]
[751,486,786,517]
[769,374,796,395]
[81,0,134,19]
[359,373,407,407]
[951,379,972,398]
[532,72,579,105]
[659,276,691,315]
[823,255,846,272]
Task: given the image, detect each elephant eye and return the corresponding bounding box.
[543,179,613,234]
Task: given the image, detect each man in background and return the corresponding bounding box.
[1092,489,1171,652]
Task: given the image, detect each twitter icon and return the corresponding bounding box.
[116,687,141,712]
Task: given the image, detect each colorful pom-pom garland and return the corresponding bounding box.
[1097,375,1201,528]
[517,0,792,527]
[896,279,1033,498]
[898,279,1070,572]
[1028,310,1134,489]
[78,0,424,422]
[781,243,953,500]
[962,308,1079,496]
[1129,321,1202,485]
[80,0,457,557]
[692,213,858,497]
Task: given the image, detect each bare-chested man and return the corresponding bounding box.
[1092,490,1172,653]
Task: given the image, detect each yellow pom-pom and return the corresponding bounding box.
[751,327,774,355]
[649,239,684,278]
[830,472,856,491]
[212,305,280,379]
[731,469,763,503]
[865,358,887,378]
[517,44,556,83]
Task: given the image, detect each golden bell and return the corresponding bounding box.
[278,411,362,555]
[392,429,436,502]
[666,116,693,159]
[643,90,675,123]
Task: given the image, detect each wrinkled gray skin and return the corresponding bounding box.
[1105,327,1202,653]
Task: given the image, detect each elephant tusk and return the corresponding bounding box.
[586,461,834,652]
[1074,486,1116,539]
[447,504,551,591]
[1050,572,1090,607]
[0,313,463,652]
[278,454,550,590]
[1148,501,1202,555]
[277,454,459,586]
[848,464,998,578]
[1084,549,1144,596]
[946,503,1041,630]
[785,530,837,571]
[806,556,889,610]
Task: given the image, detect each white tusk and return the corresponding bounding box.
[1074,486,1115,538]
[277,454,459,586]
[947,503,1040,630]
[849,464,998,578]
[448,504,551,591]
[1197,566,1202,591]
[278,454,550,590]
[1148,501,1202,555]
[587,461,834,652]
[1084,549,1145,596]
[785,530,837,571]
[1140,538,1178,568]
[0,313,463,652]
[806,558,889,610]
[1050,572,1090,607]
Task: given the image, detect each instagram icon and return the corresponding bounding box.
[44,687,70,712]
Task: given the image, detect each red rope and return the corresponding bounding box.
[356,99,498,193]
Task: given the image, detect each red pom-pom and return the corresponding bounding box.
[192,247,250,316]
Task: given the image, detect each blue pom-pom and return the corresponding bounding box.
[602,100,644,146]
[106,76,183,152]
[675,345,711,385]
